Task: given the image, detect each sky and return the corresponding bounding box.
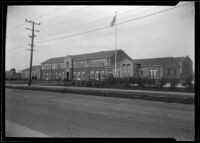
[5,2,194,72]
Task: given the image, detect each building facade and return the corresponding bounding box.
[39,49,193,81]
[132,57,181,79]
[41,57,65,80]
[174,56,193,79]
[64,49,132,81]
[21,65,41,79]
[117,56,192,80]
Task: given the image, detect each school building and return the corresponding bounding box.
[21,65,41,79]
[21,49,193,81]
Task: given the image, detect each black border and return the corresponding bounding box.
[1,0,199,142]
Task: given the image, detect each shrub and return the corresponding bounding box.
[185,76,193,89]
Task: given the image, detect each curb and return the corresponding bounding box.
[6,85,194,104]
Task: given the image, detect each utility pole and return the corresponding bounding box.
[25,19,40,86]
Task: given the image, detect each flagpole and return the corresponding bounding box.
[115,11,117,78]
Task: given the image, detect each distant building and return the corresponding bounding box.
[41,57,65,80]
[39,49,193,81]
[67,49,131,81]
[40,49,131,80]
[174,56,193,80]
[133,57,181,79]
[118,56,193,80]
[21,65,41,79]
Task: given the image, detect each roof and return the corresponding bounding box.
[69,49,123,61]
[174,57,184,63]
[41,56,65,64]
[21,65,41,72]
[132,57,184,66]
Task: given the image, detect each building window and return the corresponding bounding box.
[55,72,58,79]
[174,69,176,75]
[77,72,81,80]
[46,73,49,80]
[127,64,131,76]
[62,72,64,78]
[58,73,61,79]
[82,72,85,79]
[95,71,99,80]
[73,72,76,80]
[49,73,52,80]
[167,68,170,76]
[141,71,143,76]
[66,62,70,69]
[101,71,105,79]
[153,70,158,78]
[90,71,94,79]
[108,70,113,77]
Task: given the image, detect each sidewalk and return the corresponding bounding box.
[6,83,194,98]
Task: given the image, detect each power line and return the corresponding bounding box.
[7,6,88,32]
[117,2,193,26]
[36,2,192,44]
[6,44,27,51]
[40,7,143,38]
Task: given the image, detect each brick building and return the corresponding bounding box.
[117,56,193,80]
[65,49,132,81]
[39,49,193,81]
[40,49,131,80]
[174,56,193,79]
[21,65,41,79]
[41,57,65,80]
[133,57,181,79]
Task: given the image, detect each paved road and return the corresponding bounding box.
[5,88,194,140]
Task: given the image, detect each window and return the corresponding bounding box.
[141,71,143,76]
[62,72,64,78]
[66,62,70,69]
[60,63,64,69]
[73,72,77,80]
[49,73,52,79]
[90,71,94,79]
[153,70,158,78]
[52,63,56,69]
[95,71,99,80]
[46,73,49,80]
[42,73,45,79]
[167,68,170,76]
[101,71,105,79]
[55,72,58,79]
[59,73,61,78]
[108,70,113,77]
[174,69,176,75]
[82,72,85,79]
[127,64,131,76]
[77,72,81,80]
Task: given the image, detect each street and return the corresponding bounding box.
[5,88,194,140]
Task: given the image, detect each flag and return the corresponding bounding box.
[110,15,116,27]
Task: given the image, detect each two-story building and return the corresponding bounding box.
[40,49,131,80]
[21,65,41,79]
[117,56,193,80]
[64,49,132,81]
[40,57,65,80]
[174,56,193,80]
[39,49,193,81]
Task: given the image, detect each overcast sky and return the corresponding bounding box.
[5,2,194,72]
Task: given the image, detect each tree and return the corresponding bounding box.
[10,68,17,76]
